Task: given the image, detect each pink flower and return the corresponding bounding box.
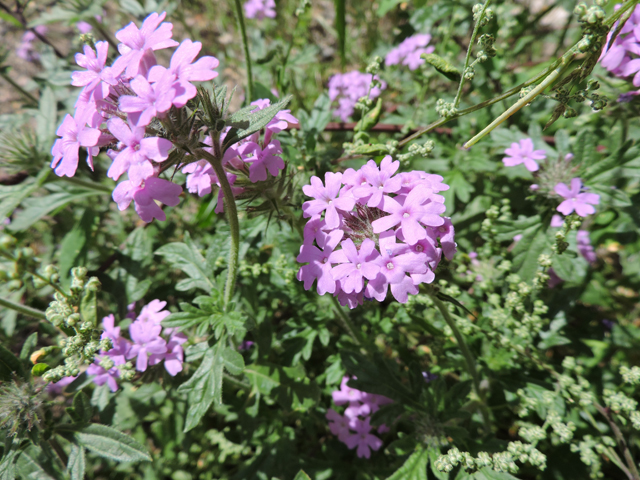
[149,332,187,376]
[119,75,177,126]
[71,41,117,94]
[76,21,93,34]
[87,354,125,392]
[331,239,380,294]
[555,178,600,217]
[138,299,171,325]
[502,138,546,172]
[297,230,347,295]
[244,0,276,19]
[128,318,167,372]
[147,39,220,108]
[240,139,285,182]
[385,34,435,70]
[372,188,446,244]
[113,11,179,78]
[302,172,355,229]
[426,217,456,260]
[332,376,363,405]
[551,214,564,227]
[302,216,328,247]
[577,230,597,265]
[345,417,383,459]
[328,71,386,121]
[112,176,183,223]
[50,112,106,177]
[326,409,351,442]
[46,376,78,395]
[352,156,402,208]
[106,117,173,181]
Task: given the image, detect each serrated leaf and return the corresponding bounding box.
[14,448,56,480]
[71,424,151,462]
[178,344,224,432]
[349,143,390,156]
[386,446,429,480]
[67,445,85,480]
[221,347,245,375]
[356,98,383,132]
[80,288,97,327]
[421,53,461,81]
[223,96,292,151]
[155,232,215,293]
[511,224,549,282]
[0,168,50,222]
[471,468,521,480]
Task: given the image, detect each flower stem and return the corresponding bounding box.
[330,295,361,346]
[463,51,574,149]
[0,295,46,320]
[431,295,492,432]
[594,402,640,480]
[0,73,38,106]
[453,0,491,109]
[232,0,254,102]
[198,148,240,310]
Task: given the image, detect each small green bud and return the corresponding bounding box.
[85,277,101,292]
[0,234,17,250]
[67,313,81,326]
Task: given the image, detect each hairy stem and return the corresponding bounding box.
[197,149,240,309]
[463,51,574,148]
[232,0,254,102]
[594,402,640,480]
[0,295,46,320]
[454,0,491,108]
[432,295,492,432]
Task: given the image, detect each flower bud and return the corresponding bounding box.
[0,234,16,250]
[67,313,81,326]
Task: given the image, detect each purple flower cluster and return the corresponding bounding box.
[16,26,47,61]
[297,156,455,308]
[385,34,435,70]
[325,377,392,459]
[181,98,298,213]
[244,0,276,19]
[50,12,220,222]
[577,230,597,264]
[502,138,546,172]
[87,300,186,392]
[600,5,640,86]
[327,71,387,122]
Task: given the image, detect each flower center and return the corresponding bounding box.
[322,257,328,264]
[403,212,410,218]
[415,244,423,252]
[356,263,361,269]
[386,262,394,270]
[439,227,446,233]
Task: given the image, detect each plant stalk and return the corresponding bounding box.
[232,0,254,102]
[0,73,38,106]
[454,0,491,108]
[594,402,640,480]
[432,295,492,432]
[197,148,240,309]
[0,295,46,320]
[330,295,361,346]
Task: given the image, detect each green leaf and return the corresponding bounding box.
[223,96,292,151]
[349,144,390,156]
[0,168,50,222]
[14,448,56,480]
[80,288,98,327]
[36,87,57,145]
[510,224,549,282]
[0,11,22,27]
[221,347,245,375]
[385,446,429,480]
[0,344,26,381]
[471,467,521,480]
[421,53,461,81]
[244,364,281,395]
[177,344,224,432]
[71,424,151,463]
[73,392,93,424]
[356,98,383,132]
[572,129,598,168]
[31,363,50,376]
[294,470,313,480]
[67,445,85,480]
[19,333,38,360]
[0,448,18,480]
[8,186,104,232]
[377,0,402,16]
[155,232,215,292]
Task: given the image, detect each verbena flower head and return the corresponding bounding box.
[50,11,227,223]
[555,178,600,217]
[577,230,597,264]
[297,156,454,308]
[327,71,386,121]
[385,34,435,70]
[502,138,546,172]
[244,0,276,19]
[327,376,391,458]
